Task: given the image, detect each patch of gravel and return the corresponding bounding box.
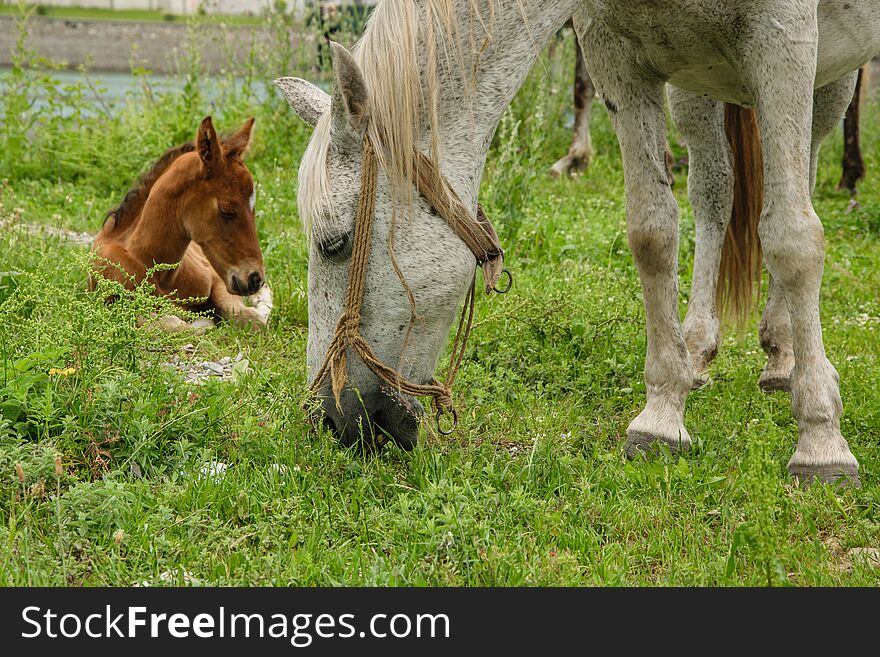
[161,344,251,385]
[0,218,95,246]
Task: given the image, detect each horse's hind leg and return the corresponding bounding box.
[745,12,858,485]
[759,71,860,395]
[668,88,731,388]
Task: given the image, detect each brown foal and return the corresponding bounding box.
[89,116,270,327]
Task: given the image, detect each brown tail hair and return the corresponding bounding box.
[718,103,763,325]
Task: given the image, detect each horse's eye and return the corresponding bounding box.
[318,233,351,261]
[219,208,237,221]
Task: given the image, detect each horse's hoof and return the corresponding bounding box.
[691,373,712,390]
[789,463,861,489]
[758,374,791,394]
[624,431,690,459]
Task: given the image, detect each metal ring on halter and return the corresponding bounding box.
[436,408,458,435]
[493,269,513,294]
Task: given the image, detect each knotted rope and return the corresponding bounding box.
[310,132,506,432]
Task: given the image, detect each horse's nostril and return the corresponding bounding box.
[230,274,242,294]
[248,271,263,293]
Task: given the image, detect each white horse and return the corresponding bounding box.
[278,0,878,485]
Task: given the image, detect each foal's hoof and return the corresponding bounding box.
[624,431,691,459]
[789,463,861,489]
[233,308,268,330]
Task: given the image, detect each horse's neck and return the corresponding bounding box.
[125,190,191,270]
[427,0,577,205]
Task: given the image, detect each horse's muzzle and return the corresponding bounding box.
[315,384,423,450]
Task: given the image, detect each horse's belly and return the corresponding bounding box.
[583,0,880,103]
[668,64,753,106]
[816,0,880,87]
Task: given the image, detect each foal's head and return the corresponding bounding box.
[179,116,264,296]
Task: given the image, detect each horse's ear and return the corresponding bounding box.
[329,41,369,139]
[273,77,329,128]
[225,117,255,159]
[197,116,222,175]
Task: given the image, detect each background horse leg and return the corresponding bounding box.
[838,66,866,196]
[746,15,858,485]
[668,88,732,388]
[760,72,860,394]
[549,37,595,177]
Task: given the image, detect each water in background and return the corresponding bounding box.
[1,67,273,117]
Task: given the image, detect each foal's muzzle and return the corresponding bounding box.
[315,384,423,450]
[230,270,264,296]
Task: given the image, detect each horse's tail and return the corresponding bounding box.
[718,103,763,325]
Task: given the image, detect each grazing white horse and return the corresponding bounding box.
[278,0,878,485]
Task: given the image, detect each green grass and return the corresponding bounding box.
[1,23,879,586]
[0,3,265,24]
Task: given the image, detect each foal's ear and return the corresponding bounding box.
[330,41,370,139]
[273,77,330,128]
[224,117,255,160]
[197,116,222,175]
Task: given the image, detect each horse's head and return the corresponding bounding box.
[185,116,265,296]
[276,44,477,449]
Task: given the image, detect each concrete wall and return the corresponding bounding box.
[0,0,311,16]
[0,15,308,73]
[1,0,305,15]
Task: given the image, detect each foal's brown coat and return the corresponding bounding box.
[90,116,267,326]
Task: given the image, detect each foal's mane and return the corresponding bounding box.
[103,141,196,231]
[300,0,500,238]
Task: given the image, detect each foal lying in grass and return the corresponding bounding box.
[89,116,271,328]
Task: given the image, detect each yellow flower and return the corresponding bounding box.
[48,367,77,376]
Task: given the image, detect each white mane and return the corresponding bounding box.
[298,0,501,237]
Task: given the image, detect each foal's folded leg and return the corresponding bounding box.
[210,274,267,329]
[248,284,274,325]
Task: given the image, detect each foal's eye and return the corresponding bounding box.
[219,208,237,221]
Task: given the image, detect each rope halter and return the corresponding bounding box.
[310,132,510,435]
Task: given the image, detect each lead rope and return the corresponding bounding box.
[310,133,485,433]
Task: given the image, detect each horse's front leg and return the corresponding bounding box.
[617,89,692,455]
[668,88,732,388]
[745,7,858,485]
[576,32,693,455]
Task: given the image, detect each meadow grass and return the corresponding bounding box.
[1,18,879,586]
